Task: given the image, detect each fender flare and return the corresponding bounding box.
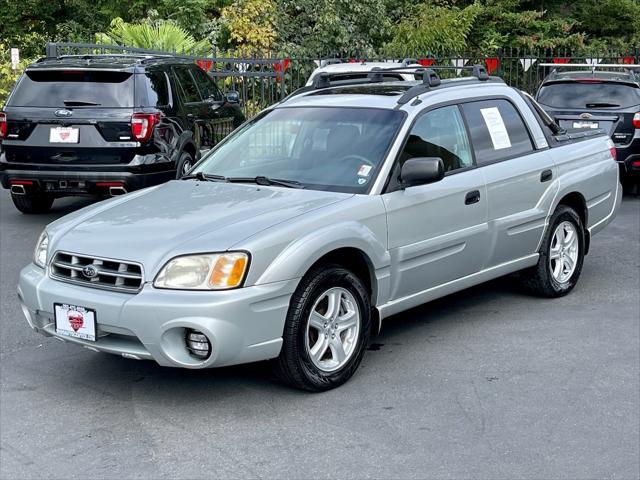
[255,221,391,304]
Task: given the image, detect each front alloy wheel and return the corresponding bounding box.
[274,264,371,391]
[305,287,361,373]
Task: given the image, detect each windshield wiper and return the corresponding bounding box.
[226,176,304,189]
[63,100,101,106]
[585,102,619,108]
[181,172,227,182]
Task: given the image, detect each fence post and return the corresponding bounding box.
[45,42,58,58]
[279,58,286,99]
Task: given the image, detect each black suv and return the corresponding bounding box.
[0,54,245,213]
[535,66,640,184]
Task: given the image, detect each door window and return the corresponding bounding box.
[399,105,474,171]
[191,67,223,101]
[461,99,534,165]
[173,67,201,103]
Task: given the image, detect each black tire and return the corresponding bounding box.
[273,264,372,392]
[176,151,194,179]
[11,193,54,214]
[520,205,585,298]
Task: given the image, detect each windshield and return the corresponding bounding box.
[8,70,134,108]
[537,82,640,109]
[194,107,405,193]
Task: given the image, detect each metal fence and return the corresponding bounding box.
[46,43,640,118]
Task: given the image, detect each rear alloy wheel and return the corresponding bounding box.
[176,151,194,179]
[520,205,585,297]
[11,193,54,214]
[274,264,371,391]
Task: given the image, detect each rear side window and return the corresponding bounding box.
[462,99,534,165]
[537,82,640,109]
[191,67,223,101]
[144,71,171,107]
[173,67,201,103]
[8,70,134,108]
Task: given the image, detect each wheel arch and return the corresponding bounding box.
[555,191,590,254]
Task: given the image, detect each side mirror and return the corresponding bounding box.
[225,91,240,103]
[400,157,445,188]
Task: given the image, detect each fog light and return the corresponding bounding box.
[185,329,211,359]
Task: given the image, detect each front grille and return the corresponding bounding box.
[50,251,143,293]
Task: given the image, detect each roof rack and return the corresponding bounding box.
[539,63,640,84]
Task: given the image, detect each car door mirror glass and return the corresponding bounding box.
[400,157,445,188]
[226,91,240,103]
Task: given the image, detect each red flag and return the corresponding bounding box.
[274,58,290,81]
[485,57,499,74]
[552,57,570,64]
[621,56,635,65]
[196,60,213,72]
[418,58,435,67]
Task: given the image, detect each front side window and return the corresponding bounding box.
[399,105,474,173]
[462,99,534,165]
[194,107,405,193]
[191,67,223,101]
[173,66,201,103]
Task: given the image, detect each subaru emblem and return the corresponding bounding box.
[82,265,98,278]
[580,112,592,119]
[55,109,73,118]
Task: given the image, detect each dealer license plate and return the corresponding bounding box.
[49,126,79,143]
[54,303,97,341]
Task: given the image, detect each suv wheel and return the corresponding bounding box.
[176,151,194,179]
[273,264,371,391]
[520,205,585,297]
[11,193,54,214]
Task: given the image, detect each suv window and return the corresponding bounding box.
[399,105,473,173]
[462,99,533,165]
[8,70,134,108]
[191,67,223,101]
[173,66,201,103]
[537,82,640,109]
[144,70,171,107]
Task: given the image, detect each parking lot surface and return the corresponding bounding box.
[1,190,638,479]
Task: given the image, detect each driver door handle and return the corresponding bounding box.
[465,190,481,205]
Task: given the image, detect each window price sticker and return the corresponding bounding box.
[480,107,512,150]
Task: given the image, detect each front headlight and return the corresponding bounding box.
[154,252,249,290]
[33,231,49,268]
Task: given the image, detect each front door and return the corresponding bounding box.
[383,104,489,302]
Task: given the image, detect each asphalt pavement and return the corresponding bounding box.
[1,189,638,479]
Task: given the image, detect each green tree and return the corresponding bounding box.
[96,17,211,54]
[220,0,277,53]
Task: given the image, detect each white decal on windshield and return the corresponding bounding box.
[480,107,511,150]
[358,165,373,177]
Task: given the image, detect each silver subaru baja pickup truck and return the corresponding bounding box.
[18,66,621,391]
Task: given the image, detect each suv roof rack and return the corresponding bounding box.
[539,63,640,84]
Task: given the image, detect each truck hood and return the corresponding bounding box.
[48,180,352,275]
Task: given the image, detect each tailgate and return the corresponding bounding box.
[3,70,138,165]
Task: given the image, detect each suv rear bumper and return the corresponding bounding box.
[616,137,640,176]
[0,153,176,195]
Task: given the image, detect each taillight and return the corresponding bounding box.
[0,112,7,139]
[633,113,640,129]
[609,146,617,161]
[131,112,161,142]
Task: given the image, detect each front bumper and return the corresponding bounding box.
[18,263,299,368]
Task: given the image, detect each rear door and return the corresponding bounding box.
[460,98,557,268]
[2,69,136,165]
[536,80,640,147]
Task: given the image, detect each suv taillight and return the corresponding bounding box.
[0,112,7,139]
[131,112,161,142]
[633,113,640,129]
